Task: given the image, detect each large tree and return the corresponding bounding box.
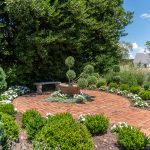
[0,0,133,85]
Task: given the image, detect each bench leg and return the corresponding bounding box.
[36,85,42,94]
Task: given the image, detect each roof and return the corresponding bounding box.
[134,53,150,64]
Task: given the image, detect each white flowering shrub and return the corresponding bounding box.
[0,86,30,104]
[78,114,86,123]
[99,86,149,108]
[111,122,129,133]
[47,91,90,103]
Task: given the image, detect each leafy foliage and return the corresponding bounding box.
[77,78,88,89]
[0,104,16,117]
[130,86,141,94]
[109,82,118,89]
[139,90,150,100]
[0,0,133,85]
[117,126,148,150]
[0,67,7,93]
[33,113,93,150]
[0,112,19,141]
[120,84,129,91]
[21,109,41,128]
[97,78,106,88]
[83,114,109,135]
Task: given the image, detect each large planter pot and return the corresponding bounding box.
[58,83,80,95]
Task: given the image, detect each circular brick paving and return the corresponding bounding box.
[13,90,150,136]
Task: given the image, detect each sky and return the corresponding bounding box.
[121,0,150,58]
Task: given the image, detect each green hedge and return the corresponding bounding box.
[33,113,93,150]
[83,114,109,135]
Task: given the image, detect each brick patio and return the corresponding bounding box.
[13,90,150,136]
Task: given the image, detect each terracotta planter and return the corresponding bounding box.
[58,83,80,95]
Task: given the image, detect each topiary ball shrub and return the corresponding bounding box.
[113,65,120,72]
[0,112,19,141]
[0,67,7,93]
[108,82,118,89]
[92,73,100,79]
[0,104,17,117]
[33,113,93,150]
[130,86,141,94]
[120,84,129,91]
[77,78,88,89]
[143,82,150,90]
[83,65,94,75]
[97,78,106,88]
[83,114,109,135]
[87,76,97,86]
[21,109,41,128]
[139,90,150,100]
[65,56,75,69]
[66,70,76,82]
[117,126,148,150]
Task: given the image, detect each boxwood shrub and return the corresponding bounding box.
[120,84,129,91]
[97,78,106,88]
[21,109,41,128]
[0,112,19,141]
[0,104,16,117]
[139,90,150,100]
[117,126,148,150]
[108,82,118,89]
[33,113,93,150]
[130,86,141,94]
[83,114,109,135]
[143,82,150,90]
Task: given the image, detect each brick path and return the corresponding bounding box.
[13,90,150,136]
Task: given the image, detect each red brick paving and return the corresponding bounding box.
[13,90,150,136]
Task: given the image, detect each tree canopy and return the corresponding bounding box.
[0,0,133,85]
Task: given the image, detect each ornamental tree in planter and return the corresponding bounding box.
[58,56,99,95]
[58,56,80,95]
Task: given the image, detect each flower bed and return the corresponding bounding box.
[0,86,30,104]
[99,86,148,108]
[46,90,91,103]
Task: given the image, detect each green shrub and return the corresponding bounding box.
[105,72,114,84]
[143,82,150,90]
[83,65,94,75]
[119,71,138,86]
[0,104,16,117]
[112,75,121,84]
[0,112,19,141]
[26,115,46,140]
[109,82,118,89]
[117,126,148,150]
[77,78,88,89]
[120,84,129,91]
[33,113,93,150]
[92,73,100,78]
[113,65,120,72]
[130,86,141,94]
[89,85,97,90]
[0,67,7,93]
[134,72,145,86]
[139,90,150,100]
[66,70,76,82]
[65,56,75,68]
[83,114,109,135]
[21,109,41,128]
[87,76,97,86]
[97,78,106,88]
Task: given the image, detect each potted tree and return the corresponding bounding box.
[58,56,80,95]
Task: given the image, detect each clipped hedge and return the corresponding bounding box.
[0,104,16,117]
[130,86,141,94]
[0,112,19,141]
[139,90,150,100]
[83,114,109,135]
[117,126,148,150]
[33,113,93,150]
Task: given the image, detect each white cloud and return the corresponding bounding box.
[141,13,150,19]
[132,42,145,53]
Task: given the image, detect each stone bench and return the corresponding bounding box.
[34,81,61,94]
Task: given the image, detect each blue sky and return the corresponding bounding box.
[121,0,150,58]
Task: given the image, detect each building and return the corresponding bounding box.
[134,53,150,68]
